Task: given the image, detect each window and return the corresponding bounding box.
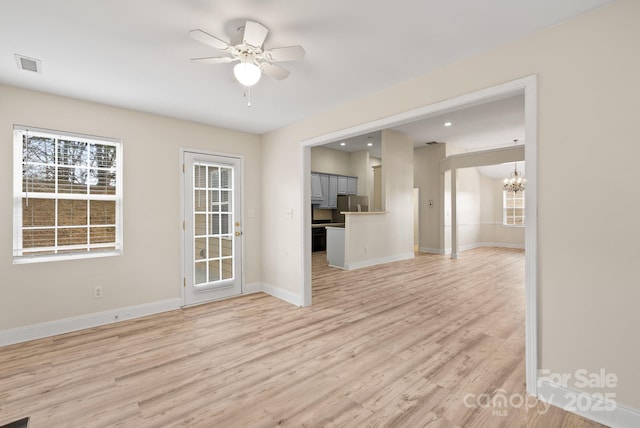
[503,190,525,226]
[13,126,122,263]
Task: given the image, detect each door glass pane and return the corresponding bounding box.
[195,237,206,261]
[210,190,220,207]
[209,167,219,188]
[222,258,233,280]
[194,190,207,212]
[195,262,206,285]
[210,214,220,235]
[194,214,207,236]
[209,237,220,259]
[192,162,235,286]
[221,237,232,257]
[208,259,220,282]
[220,191,231,212]
[220,168,231,189]
[194,165,206,188]
[220,214,230,235]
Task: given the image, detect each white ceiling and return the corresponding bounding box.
[394,94,525,152]
[0,0,614,134]
[322,93,526,179]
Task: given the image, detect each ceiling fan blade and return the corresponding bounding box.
[243,21,268,48]
[261,62,291,80]
[264,45,306,62]
[189,29,231,51]
[191,56,234,64]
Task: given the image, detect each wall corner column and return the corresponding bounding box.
[451,167,458,259]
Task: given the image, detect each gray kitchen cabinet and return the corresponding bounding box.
[337,176,348,195]
[328,175,338,208]
[311,173,323,202]
[312,173,357,208]
[347,176,357,195]
[319,174,330,208]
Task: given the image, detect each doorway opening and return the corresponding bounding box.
[301,75,538,396]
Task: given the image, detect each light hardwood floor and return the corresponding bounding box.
[0,248,603,427]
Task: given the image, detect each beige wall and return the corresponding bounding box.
[310,146,351,175]
[349,150,370,197]
[446,163,525,252]
[0,84,262,330]
[343,129,414,267]
[262,0,640,408]
[414,144,445,251]
[456,166,483,248]
[310,146,370,198]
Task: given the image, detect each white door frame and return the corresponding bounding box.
[179,148,246,306]
[300,75,538,396]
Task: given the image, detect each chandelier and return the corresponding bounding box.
[503,140,525,193]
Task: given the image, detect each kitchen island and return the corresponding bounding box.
[325,226,345,268]
[325,211,413,270]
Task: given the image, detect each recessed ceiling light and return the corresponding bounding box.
[367,142,373,147]
[340,142,346,146]
[444,122,452,127]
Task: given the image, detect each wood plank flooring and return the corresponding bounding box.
[0,248,603,427]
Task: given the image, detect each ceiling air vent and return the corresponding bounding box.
[425,141,441,145]
[15,54,42,73]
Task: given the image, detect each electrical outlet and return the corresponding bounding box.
[93,286,103,298]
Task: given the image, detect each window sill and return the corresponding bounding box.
[13,250,122,265]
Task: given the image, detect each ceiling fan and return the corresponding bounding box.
[189,20,305,89]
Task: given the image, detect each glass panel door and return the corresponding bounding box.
[184,152,242,305]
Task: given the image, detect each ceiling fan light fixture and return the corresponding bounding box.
[233,60,261,87]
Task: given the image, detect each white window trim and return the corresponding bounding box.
[503,190,525,227]
[13,125,123,264]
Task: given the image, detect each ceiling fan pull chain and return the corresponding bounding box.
[242,86,251,107]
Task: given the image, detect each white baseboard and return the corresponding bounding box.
[243,282,265,295]
[1,282,303,347]
[244,282,302,307]
[459,242,525,252]
[0,298,182,347]
[420,242,525,255]
[537,379,640,428]
[419,247,445,255]
[344,252,414,270]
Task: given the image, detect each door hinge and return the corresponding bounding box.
[184,278,186,287]
[182,163,185,173]
[182,220,185,230]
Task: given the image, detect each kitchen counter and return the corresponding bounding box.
[341,211,388,215]
[311,223,345,228]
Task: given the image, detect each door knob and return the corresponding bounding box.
[235,231,243,236]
